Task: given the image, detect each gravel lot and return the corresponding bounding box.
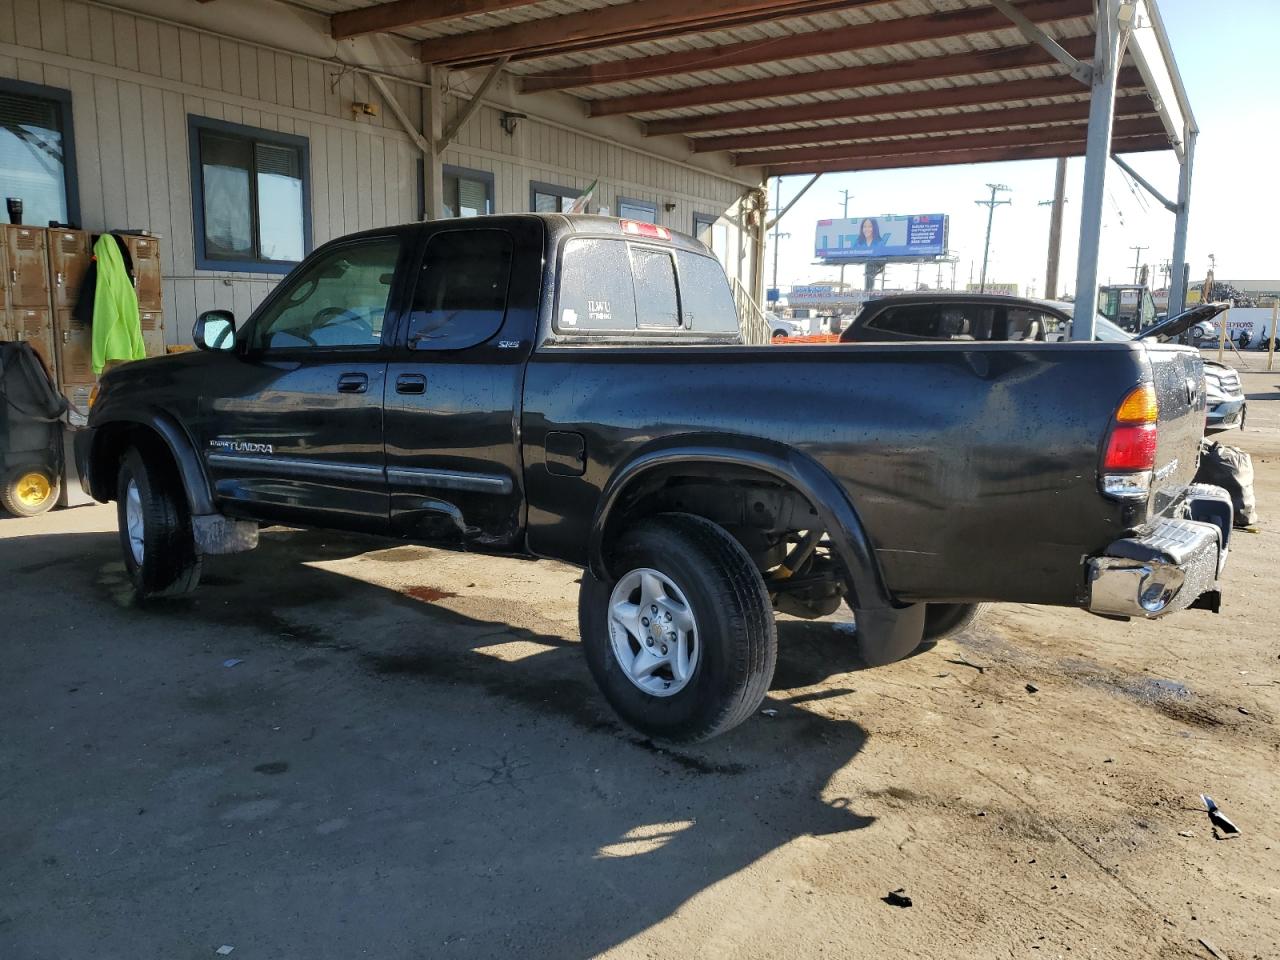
[2,357,1277,959]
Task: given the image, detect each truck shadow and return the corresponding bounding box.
[1,526,877,959]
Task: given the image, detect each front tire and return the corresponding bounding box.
[580,514,777,743]
[116,446,202,599]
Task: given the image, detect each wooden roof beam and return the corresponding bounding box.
[691,91,1151,154]
[418,0,866,66]
[521,0,1090,94]
[588,34,1098,118]
[644,68,1143,137]
[331,0,542,41]
[742,115,1168,167]
[762,134,1170,176]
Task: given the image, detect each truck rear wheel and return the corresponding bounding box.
[580,513,777,743]
[923,602,985,640]
[1,463,60,517]
[116,446,202,599]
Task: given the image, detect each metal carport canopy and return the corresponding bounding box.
[315,0,1197,335]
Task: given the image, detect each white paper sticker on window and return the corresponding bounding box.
[588,300,611,323]
[561,308,578,327]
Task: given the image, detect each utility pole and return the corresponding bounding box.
[1158,259,1172,289]
[1129,245,1148,285]
[770,178,791,297]
[975,183,1011,294]
[836,188,853,291]
[1041,157,1068,299]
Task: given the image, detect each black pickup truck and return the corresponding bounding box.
[78,215,1232,742]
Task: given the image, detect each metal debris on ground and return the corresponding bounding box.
[760,708,778,717]
[1198,936,1230,960]
[215,947,235,956]
[1201,795,1240,837]
[222,659,243,668]
[882,889,913,908]
[1178,830,1196,838]
[1025,683,1039,694]
[944,657,985,674]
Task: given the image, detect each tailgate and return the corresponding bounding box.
[1144,343,1204,515]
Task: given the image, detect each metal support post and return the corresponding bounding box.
[1070,0,1124,340]
[1269,301,1277,372]
[1168,128,1196,315]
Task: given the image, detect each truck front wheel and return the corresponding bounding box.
[580,513,777,743]
[116,446,202,599]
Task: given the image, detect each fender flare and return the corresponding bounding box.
[87,407,216,515]
[588,438,896,612]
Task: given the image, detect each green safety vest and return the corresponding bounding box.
[91,234,146,376]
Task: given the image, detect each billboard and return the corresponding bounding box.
[965,282,1019,297]
[816,214,948,261]
[787,285,906,307]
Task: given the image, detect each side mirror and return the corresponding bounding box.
[194,310,236,351]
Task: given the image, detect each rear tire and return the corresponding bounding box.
[1,463,59,517]
[922,602,985,640]
[116,445,202,599]
[580,513,777,743]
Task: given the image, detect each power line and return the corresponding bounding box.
[974,183,1012,294]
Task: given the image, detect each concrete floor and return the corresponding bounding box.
[2,358,1278,959]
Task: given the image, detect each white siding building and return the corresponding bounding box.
[0,0,766,344]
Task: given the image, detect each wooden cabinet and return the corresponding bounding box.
[124,234,162,311]
[49,229,91,310]
[12,306,56,376]
[1,227,165,399]
[4,226,51,307]
[55,307,94,387]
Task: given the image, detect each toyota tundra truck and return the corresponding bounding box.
[78,215,1232,742]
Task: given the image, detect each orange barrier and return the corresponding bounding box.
[772,333,843,345]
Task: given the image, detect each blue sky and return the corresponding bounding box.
[767,0,1280,296]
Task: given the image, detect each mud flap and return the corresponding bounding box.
[192,515,259,555]
[854,602,928,667]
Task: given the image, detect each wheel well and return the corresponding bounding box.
[90,423,176,502]
[600,463,824,576]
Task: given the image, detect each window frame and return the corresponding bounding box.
[242,233,409,356]
[188,114,311,274]
[529,180,580,214]
[692,212,716,243]
[0,77,81,227]
[442,163,495,218]
[617,196,658,224]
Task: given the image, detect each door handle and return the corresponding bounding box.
[395,373,427,395]
[337,372,369,394]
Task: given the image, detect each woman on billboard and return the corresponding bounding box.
[853,217,887,250]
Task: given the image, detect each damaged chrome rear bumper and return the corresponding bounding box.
[1087,486,1231,619]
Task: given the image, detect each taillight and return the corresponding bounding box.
[1101,382,1158,499]
[621,219,671,241]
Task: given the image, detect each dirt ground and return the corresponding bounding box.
[1,354,1277,960]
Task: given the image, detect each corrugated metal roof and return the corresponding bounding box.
[300,0,1185,175]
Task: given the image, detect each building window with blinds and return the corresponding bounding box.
[188,116,310,273]
[530,181,580,213]
[0,79,80,228]
[443,165,494,219]
[618,197,657,224]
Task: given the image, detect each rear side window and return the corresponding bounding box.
[557,238,738,336]
[557,237,638,331]
[675,250,737,333]
[407,229,513,350]
[630,247,679,327]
